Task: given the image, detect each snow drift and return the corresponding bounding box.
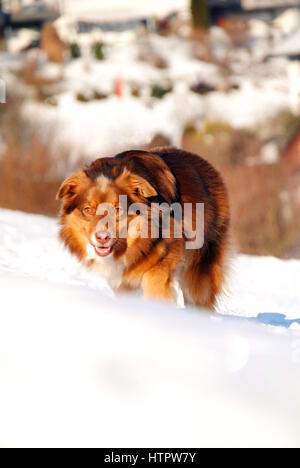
[0,208,299,448]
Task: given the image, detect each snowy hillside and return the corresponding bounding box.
[3,28,291,163]
[1,208,300,320]
[0,208,300,447]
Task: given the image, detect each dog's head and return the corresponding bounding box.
[57,151,177,266]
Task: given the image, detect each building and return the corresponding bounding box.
[2,0,189,32]
[59,0,188,33]
[1,1,60,28]
[209,0,300,22]
[0,1,10,35]
[59,0,188,22]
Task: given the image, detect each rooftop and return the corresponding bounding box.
[272,27,300,57]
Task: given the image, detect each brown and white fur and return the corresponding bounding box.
[57,148,230,310]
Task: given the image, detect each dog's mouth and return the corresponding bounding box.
[94,244,113,258]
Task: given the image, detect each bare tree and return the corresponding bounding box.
[191,0,210,30]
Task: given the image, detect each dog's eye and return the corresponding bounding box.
[82,206,96,217]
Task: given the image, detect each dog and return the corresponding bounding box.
[57,148,230,310]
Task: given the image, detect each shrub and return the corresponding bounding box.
[93,42,105,61]
[151,84,173,99]
[0,91,70,216]
[70,42,81,59]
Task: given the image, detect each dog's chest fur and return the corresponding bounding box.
[86,244,125,290]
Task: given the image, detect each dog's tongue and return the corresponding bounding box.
[95,246,112,257]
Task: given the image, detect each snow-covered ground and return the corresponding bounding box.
[1,5,300,445]
[0,208,299,447]
[2,208,300,320]
[2,25,291,163]
[19,52,290,163]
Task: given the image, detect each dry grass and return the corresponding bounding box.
[0,137,62,216]
[0,88,68,217]
[181,122,300,258]
[1,128,299,256]
[182,122,261,166]
[222,162,300,257]
[1,84,299,257]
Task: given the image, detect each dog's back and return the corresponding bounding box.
[111,147,231,309]
[156,148,230,308]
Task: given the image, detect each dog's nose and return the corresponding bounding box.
[95,230,111,245]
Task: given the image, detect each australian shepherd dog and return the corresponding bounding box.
[57,148,230,310]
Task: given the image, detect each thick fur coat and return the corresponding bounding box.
[57,148,230,310]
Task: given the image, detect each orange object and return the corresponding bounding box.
[115,77,124,98]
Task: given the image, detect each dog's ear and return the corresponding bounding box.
[116,169,157,199]
[57,171,90,213]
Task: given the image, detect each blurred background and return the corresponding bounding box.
[1,0,300,258]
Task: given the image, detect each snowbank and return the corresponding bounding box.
[0,208,300,447]
[272,27,300,57]
[0,270,299,448]
[1,209,300,320]
[205,80,289,129]
[18,30,290,162]
[22,76,290,163]
[273,8,300,36]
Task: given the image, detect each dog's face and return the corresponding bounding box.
[57,168,159,265]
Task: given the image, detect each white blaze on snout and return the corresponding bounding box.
[90,233,98,249]
[86,238,125,290]
[96,175,110,192]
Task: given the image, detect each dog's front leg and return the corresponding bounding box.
[115,283,136,295]
[141,267,176,302]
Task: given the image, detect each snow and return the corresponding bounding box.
[20,54,290,163]
[2,19,293,163]
[0,208,300,447]
[226,255,300,320]
[248,18,271,39]
[6,29,40,55]
[1,208,300,321]
[272,27,300,57]
[0,53,23,73]
[61,0,189,21]
[205,79,289,129]
[21,86,206,162]
[273,8,300,36]
[22,78,290,163]
[0,208,111,293]
[1,2,300,444]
